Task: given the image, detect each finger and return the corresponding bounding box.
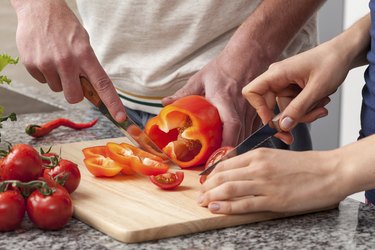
[299,97,330,123]
[205,151,254,179]
[60,73,83,104]
[82,55,126,122]
[22,57,48,83]
[45,73,63,92]
[274,131,294,145]
[24,64,47,83]
[243,66,290,123]
[209,96,241,146]
[202,166,254,192]
[199,180,263,207]
[161,74,204,105]
[41,67,63,92]
[58,60,82,103]
[279,84,325,131]
[206,196,269,214]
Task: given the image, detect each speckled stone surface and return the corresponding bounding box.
[1,82,375,249]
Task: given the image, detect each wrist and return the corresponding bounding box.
[315,149,349,201]
[221,39,272,85]
[11,0,67,16]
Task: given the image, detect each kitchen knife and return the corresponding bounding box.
[80,77,180,168]
[199,114,281,176]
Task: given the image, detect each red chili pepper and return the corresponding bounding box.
[25,118,98,138]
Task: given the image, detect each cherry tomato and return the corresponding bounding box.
[0,158,4,180]
[200,146,234,184]
[43,159,81,194]
[149,171,184,190]
[1,144,43,182]
[0,190,25,232]
[26,185,73,230]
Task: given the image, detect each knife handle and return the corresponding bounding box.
[80,77,103,108]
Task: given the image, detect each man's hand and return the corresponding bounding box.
[11,0,126,122]
[162,47,262,147]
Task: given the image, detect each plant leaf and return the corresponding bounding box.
[0,75,12,85]
[0,53,19,72]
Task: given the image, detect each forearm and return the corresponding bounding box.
[224,0,325,82]
[338,135,375,196]
[328,14,370,69]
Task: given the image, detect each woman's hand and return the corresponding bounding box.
[198,147,347,214]
[242,14,371,144]
[242,43,351,144]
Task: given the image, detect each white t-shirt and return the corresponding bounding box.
[76,0,317,114]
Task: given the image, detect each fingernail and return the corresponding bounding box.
[208,203,220,211]
[280,116,294,131]
[317,112,328,119]
[115,111,126,122]
[197,194,204,204]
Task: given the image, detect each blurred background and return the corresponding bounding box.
[0,1,370,201]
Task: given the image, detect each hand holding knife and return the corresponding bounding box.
[199,114,282,176]
[80,77,180,167]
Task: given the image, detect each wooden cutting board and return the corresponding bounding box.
[52,137,334,243]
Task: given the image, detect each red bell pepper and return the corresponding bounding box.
[145,95,222,168]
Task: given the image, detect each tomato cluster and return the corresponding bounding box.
[0,144,80,231]
[82,142,184,190]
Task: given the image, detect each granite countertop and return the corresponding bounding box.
[1,82,375,250]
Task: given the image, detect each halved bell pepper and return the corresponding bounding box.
[144,95,222,168]
[105,142,169,176]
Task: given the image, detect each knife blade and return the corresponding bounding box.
[80,77,180,169]
[199,114,281,176]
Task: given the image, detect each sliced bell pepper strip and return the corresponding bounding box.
[82,146,108,158]
[144,95,222,168]
[126,124,169,160]
[83,156,123,177]
[82,145,133,176]
[106,142,169,176]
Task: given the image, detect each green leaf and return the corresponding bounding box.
[0,53,19,72]
[0,106,3,117]
[0,75,12,85]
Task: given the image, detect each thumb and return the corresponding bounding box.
[279,85,325,131]
[161,75,204,106]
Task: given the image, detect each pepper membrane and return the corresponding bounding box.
[145,95,222,168]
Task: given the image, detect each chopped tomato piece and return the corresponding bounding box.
[83,156,123,177]
[200,146,234,184]
[149,171,184,190]
[145,95,222,168]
